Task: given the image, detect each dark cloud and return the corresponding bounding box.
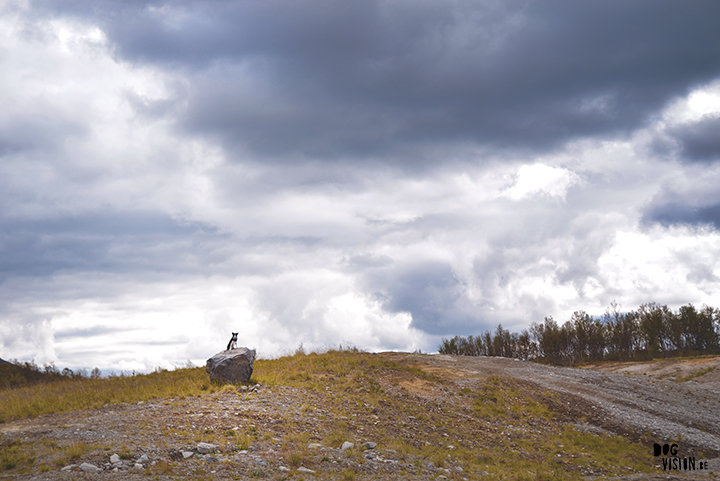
[360,260,478,334]
[0,211,222,278]
[642,169,720,229]
[644,201,720,230]
[668,115,720,163]
[34,0,720,161]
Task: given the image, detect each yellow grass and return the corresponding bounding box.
[0,367,210,422]
[1,349,657,480]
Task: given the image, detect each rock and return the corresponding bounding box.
[279,466,290,472]
[79,462,101,473]
[341,441,354,450]
[298,466,316,474]
[182,451,195,459]
[138,454,149,463]
[61,464,77,471]
[110,454,120,464]
[308,443,323,449]
[361,442,377,450]
[205,347,256,384]
[197,442,220,454]
[168,450,184,461]
[133,463,144,470]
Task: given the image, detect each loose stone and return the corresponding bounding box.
[197,442,219,454]
[80,462,101,473]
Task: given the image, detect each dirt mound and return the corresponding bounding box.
[3,353,720,480]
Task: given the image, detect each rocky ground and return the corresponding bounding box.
[2,354,720,480]
[393,354,720,453]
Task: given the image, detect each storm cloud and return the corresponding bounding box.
[31,0,720,160]
[2,0,720,370]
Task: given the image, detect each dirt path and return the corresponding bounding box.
[389,353,720,455]
[388,354,720,468]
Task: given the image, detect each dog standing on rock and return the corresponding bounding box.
[226,332,238,351]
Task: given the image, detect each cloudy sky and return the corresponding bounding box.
[2,0,720,371]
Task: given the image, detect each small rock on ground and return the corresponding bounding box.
[197,442,219,454]
[79,462,101,473]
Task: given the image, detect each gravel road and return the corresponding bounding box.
[400,353,720,454]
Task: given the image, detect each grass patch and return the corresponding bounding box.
[0,367,209,422]
[1,441,35,471]
[675,366,716,383]
[472,375,553,420]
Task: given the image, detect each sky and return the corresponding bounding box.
[2,0,720,372]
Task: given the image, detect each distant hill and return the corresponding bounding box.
[0,358,65,390]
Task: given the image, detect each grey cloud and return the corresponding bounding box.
[644,202,720,230]
[342,253,393,269]
[34,0,720,161]
[361,260,478,335]
[0,211,223,279]
[0,114,86,157]
[54,326,125,339]
[642,169,720,230]
[668,115,720,163]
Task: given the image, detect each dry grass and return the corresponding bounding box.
[0,348,659,479]
[0,367,210,422]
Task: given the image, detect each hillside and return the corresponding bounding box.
[1,351,719,480]
[0,358,66,390]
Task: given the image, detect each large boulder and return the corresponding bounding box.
[205,347,256,384]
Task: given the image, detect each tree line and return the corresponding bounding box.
[438,302,720,365]
[0,358,104,390]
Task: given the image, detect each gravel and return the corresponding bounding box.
[403,353,720,453]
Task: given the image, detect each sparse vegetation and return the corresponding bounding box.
[0,348,667,479]
[0,366,211,422]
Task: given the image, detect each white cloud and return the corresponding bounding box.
[502,164,582,201]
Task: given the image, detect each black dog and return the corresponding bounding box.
[226,332,238,351]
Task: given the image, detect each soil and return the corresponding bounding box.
[2,353,720,480]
